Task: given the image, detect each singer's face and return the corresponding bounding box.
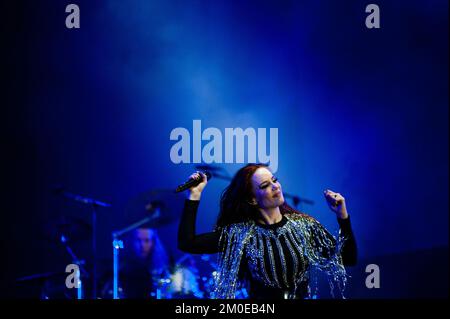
[250,167,284,209]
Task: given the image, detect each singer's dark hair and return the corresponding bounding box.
[215,163,300,229]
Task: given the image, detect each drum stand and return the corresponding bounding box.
[60,234,89,299]
[111,207,161,299]
[55,188,111,299]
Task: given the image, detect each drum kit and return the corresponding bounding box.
[99,253,219,300]
[107,188,222,299]
[16,187,221,299]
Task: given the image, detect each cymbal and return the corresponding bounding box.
[124,189,185,228]
[42,215,92,243]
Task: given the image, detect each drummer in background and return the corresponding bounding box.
[120,227,169,298]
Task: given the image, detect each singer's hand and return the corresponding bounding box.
[188,171,208,201]
[323,189,348,219]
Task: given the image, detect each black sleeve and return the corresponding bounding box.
[336,216,358,266]
[311,215,358,266]
[177,199,220,254]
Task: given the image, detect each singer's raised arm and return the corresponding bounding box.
[177,199,220,254]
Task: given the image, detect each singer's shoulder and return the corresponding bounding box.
[285,212,318,225]
[217,221,254,235]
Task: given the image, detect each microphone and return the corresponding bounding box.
[175,171,211,193]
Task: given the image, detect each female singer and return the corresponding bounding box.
[178,163,357,299]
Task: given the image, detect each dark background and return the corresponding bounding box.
[1,0,448,298]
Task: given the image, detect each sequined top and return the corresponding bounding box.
[242,215,312,297]
[178,200,357,299]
